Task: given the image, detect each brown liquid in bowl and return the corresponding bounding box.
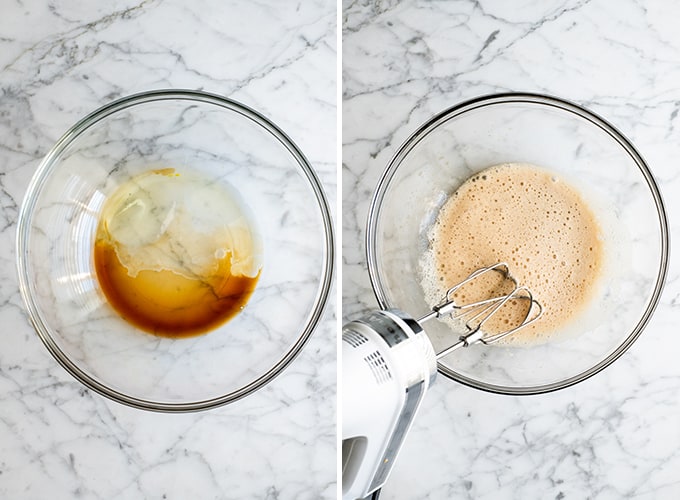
[95,239,259,338]
[94,169,263,338]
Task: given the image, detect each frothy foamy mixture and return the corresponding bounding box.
[421,163,604,345]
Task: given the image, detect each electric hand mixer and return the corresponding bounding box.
[342,263,543,500]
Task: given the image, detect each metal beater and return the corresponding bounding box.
[342,263,542,500]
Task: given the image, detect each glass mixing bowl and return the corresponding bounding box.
[367,93,668,395]
[17,90,334,411]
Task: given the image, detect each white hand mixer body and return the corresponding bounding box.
[341,263,542,500]
[342,310,436,500]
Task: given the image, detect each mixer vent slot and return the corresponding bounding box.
[364,351,392,384]
[343,330,368,348]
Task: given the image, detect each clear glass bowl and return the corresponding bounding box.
[17,90,334,411]
[367,93,668,395]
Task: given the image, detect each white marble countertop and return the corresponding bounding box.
[0,1,336,499]
[343,1,680,499]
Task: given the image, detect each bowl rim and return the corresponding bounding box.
[366,92,669,395]
[16,89,335,412]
